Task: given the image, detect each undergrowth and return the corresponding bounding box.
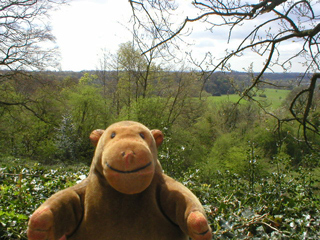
[0,157,319,239]
[180,168,320,239]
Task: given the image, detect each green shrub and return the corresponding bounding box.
[181,164,320,239]
[0,159,89,239]
[1,155,319,239]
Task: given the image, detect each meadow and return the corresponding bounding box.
[207,88,291,109]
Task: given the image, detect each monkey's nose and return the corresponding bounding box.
[121,151,136,162]
[121,150,135,157]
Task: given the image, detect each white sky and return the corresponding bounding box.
[51,0,133,71]
[50,0,312,72]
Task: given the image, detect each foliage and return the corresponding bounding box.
[1,154,319,239]
[117,97,165,128]
[179,164,320,239]
[54,115,80,163]
[2,39,318,164]
[203,73,236,96]
[0,158,89,240]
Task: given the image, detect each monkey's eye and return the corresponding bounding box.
[139,133,145,139]
[111,132,116,139]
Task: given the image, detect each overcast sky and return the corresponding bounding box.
[51,0,132,71]
[50,0,313,72]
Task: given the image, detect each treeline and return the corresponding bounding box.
[2,69,300,97]
[203,71,302,95]
[0,43,319,182]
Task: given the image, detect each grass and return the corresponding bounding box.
[254,88,291,108]
[206,88,291,109]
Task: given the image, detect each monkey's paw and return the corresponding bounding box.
[187,211,212,240]
[27,207,66,240]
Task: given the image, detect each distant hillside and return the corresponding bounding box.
[1,70,305,97]
[202,71,304,96]
[229,71,302,81]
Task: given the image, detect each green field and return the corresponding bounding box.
[207,88,291,109]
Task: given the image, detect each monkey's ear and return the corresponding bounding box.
[89,129,105,146]
[151,129,164,148]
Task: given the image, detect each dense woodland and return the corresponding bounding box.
[1,42,318,166]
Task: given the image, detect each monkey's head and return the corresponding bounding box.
[89,121,163,195]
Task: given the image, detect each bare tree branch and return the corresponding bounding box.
[129,0,320,149]
[289,72,320,148]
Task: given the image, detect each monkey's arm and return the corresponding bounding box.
[27,180,87,240]
[159,174,212,240]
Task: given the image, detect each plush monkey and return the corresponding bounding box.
[27,121,212,240]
